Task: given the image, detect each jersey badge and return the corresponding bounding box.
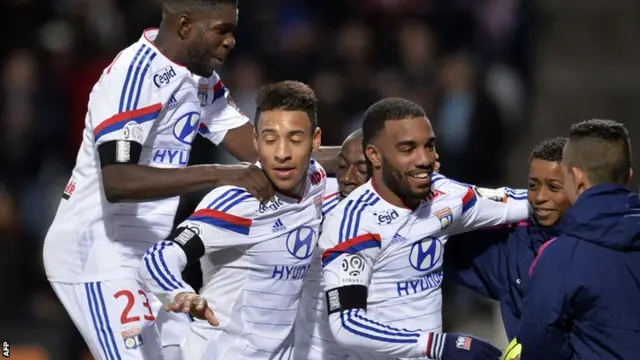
[123,121,143,141]
[434,207,453,229]
[314,195,323,219]
[340,254,366,285]
[116,140,131,163]
[121,327,144,349]
[285,226,316,260]
[474,186,507,203]
[198,84,209,106]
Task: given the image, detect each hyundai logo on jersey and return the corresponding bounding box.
[152,66,176,88]
[409,237,443,271]
[151,148,189,166]
[396,269,444,297]
[286,226,316,260]
[374,209,400,225]
[173,111,201,144]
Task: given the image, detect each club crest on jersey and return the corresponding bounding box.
[434,207,453,229]
[152,66,177,88]
[173,111,201,145]
[198,84,209,106]
[285,226,316,260]
[121,328,143,349]
[408,237,443,272]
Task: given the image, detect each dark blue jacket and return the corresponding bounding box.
[517,184,640,360]
[444,219,561,340]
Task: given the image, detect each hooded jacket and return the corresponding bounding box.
[444,218,561,340]
[518,184,640,360]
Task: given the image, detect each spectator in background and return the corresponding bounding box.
[433,51,505,186]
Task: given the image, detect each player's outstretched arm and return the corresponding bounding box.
[101,162,273,203]
[432,175,531,234]
[139,187,259,324]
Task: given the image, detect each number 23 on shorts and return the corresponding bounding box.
[114,289,156,325]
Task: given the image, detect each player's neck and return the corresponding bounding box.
[153,29,188,67]
[372,176,420,210]
[277,178,306,201]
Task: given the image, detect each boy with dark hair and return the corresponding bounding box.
[517,119,640,359]
[445,137,571,358]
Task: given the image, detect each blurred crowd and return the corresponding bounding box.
[0,0,530,357]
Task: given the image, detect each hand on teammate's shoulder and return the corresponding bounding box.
[210,163,275,204]
[168,292,219,326]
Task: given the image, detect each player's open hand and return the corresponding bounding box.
[212,163,275,204]
[167,292,219,326]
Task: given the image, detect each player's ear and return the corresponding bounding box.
[311,127,321,152]
[365,143,381,169]
[177,14,192,40]
[253,127,259,151]
[572,166,587,194]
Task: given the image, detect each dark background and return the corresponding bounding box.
[1,0,638,358]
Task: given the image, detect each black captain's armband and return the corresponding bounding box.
[98,140,142,167]
[325,285,368,315]
[167,226,205,264]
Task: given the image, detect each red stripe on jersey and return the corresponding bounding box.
[93,103,162,136]
[324,192,339,200]
[191,209,252,227]
[321,233,381,265]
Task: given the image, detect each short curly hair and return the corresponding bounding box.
[529,137,568,163]
[255,80,319,131]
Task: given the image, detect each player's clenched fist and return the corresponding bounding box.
[212,163,275,203]
[167,292,219,326]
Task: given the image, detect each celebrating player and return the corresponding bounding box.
[444,137,570,359]
[139,81,327,359]
[42,1,341,359]
[318,98,531,360]
[295,129,367,360]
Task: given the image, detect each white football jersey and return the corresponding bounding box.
[295,177,347,359]
[140,161,328,360]
[43,28,248,283]
[319,174,530,359]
